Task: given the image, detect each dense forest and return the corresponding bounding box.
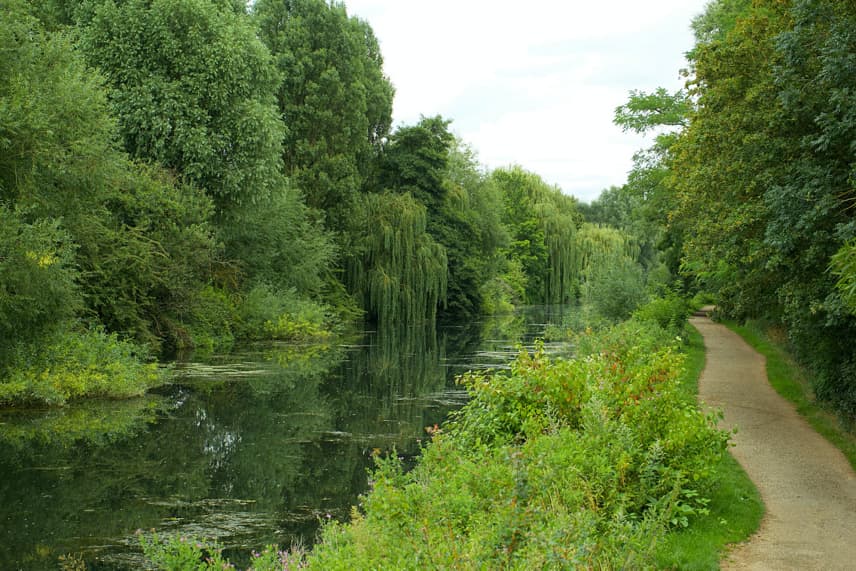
[1,0,654,406]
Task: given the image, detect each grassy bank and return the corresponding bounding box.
[726,321,856,471]
[0,327,166,406]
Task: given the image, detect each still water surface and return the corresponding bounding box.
[0,307,572,569]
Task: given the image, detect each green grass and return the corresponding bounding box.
[654,325,764,570]
[726,321,856,472]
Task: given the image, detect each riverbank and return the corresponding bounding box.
[0,297,340,408]
[137,303,770,569]
[653,324,762,570]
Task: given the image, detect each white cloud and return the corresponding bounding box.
[344,0,708,202]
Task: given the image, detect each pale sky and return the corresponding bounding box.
[342,0,710,203]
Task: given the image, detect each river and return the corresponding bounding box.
[0,307,573,569]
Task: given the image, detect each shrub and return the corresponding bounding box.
[633,294,692,335]
[180,285,239,353]
[139,531,307,570]
[305,321,729,569]
[235,284,335,342]
[0,207,80,359]
[0,327,165,406]
[582,254,648,323]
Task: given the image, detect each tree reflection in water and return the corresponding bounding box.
[0,307,572,569]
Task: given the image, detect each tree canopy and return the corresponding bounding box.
[611,0,856,419]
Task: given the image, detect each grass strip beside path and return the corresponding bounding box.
[654,325,763,570]
[726,321,856,472]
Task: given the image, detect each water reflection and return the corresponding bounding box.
[0,307,573,569]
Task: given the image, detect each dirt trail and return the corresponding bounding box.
[691,310,856,570]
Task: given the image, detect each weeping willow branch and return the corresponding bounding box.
[347,192,448,326]
[533,196,580,304]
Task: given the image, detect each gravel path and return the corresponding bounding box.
[691,311,856,570]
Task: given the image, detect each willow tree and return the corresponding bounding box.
[576,224,645,321]
[534,193,582,304]
[376,117,506,318]
[491,166,583,304]
[347,193,447,327]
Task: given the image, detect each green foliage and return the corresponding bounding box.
[633,294,692,335]
[583,256,647,324]
[381,130,511,319]
[490,166,583,304]
[0,1,220,349]
[655,453,762,570]
[670,0,856,419]
[0,0,120,215]
[254,0,393,218]
[577,224,647,322]
[140,531,308,570]
[0,327,165,406]
[82,165,219,348]
[180,286,239,353]
[690,0,753,45]
[304,322,729,569]
[831,240,856,313]
[219,188,336,296]
[0,206,80,357]
[78,0,284,213]
[379,116,455,207]
[139,532,232,570]
[236,284,334,342]
[581,185,638,228]
[614,87,689,134]
[347,192,447,327]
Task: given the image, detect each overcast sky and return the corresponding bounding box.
[342,0,710,203]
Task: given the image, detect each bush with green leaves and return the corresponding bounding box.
[582,253,648,323]
[305,320,728,569]
[235,283,335,342]
[633,294,692,336]
[139,531,307,571]
[0,327,165,406]
[0,206,80,358]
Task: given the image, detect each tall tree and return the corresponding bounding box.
[377,118,514,318]
[254,0,394,220]
[490,167,582,304]
[0,0,218,348]
[346,192,447,327]
[667,0,856,416]
[78,0,285,215]
[76,0,335,307]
